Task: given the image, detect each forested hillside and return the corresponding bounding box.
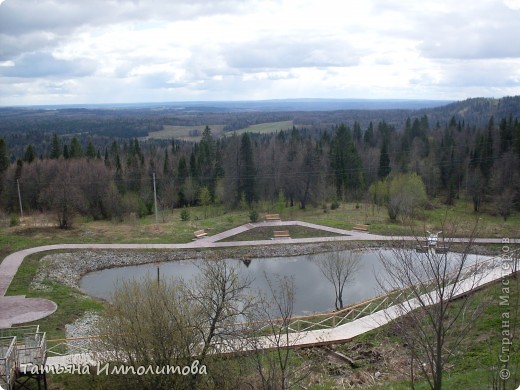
[1,98,519,227]
[1,96,519,157]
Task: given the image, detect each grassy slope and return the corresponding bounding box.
[1,198,518,262]
[1,200,518,340]
[358,274,520,390]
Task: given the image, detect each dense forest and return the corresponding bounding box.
[0,97,519,227]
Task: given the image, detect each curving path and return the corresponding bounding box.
[1,220,518,328]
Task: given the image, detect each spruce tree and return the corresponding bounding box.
[239,133,256,205]
[50,133,61,159]
[24,144,36,163]
[70,137,84,158]
[378,136,391,179]
[163,149,170,175]
[0,137,9,173]
[86,140,96,159]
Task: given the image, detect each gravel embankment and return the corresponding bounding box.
[34,241,497,340]
[32,242,385,290]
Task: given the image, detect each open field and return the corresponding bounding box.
[146,120,294,141]
[147,124,226,141]
[234,120,294,134]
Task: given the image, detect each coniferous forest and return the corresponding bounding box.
[0,97,519,228]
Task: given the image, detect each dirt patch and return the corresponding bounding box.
[300,340,410,388]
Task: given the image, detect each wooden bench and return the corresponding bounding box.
[265,213,281,221]
[193,229,207,238]
[353,224,369,232]
[273,230,290,238]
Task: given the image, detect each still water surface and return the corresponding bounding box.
[80,250,485,316]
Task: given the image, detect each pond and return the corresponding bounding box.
[79,250,487,316]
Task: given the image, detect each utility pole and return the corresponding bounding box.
[153,172,158,225]
[17,179,23,219]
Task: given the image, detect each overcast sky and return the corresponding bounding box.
[1,0,520,106]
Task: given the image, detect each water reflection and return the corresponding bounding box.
[79,250,485,316]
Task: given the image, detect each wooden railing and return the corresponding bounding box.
[44,249,519,356]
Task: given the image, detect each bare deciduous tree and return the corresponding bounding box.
[377,221,486,390]
[39,162,87,228]
[96,258,255,390]
[316,248,361,310]
[248,274,308,390]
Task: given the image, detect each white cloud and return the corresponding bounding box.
[0,0,519,104]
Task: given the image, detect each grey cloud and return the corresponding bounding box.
[137,72,189,89]
[419,26,520,60]
[224,39,361,70]
[370,0,520,60]
[0,32,63,61]
[0,0,251,61]
[436,60,520,87]
[0,52,96,78]
[0,0,249,36]
[418,5,520,60]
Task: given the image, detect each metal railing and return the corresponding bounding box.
[0,336,17,390]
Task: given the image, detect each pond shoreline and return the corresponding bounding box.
[32,241,498,292]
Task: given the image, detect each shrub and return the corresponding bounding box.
[331,200,340,210]
[9,214,20,227]
[249,209,259,223]
[180,207,190,221]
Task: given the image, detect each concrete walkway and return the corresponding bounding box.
[1,220,518,328]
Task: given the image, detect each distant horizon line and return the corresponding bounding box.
[1,97,462,109]
[3,94,519,109]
